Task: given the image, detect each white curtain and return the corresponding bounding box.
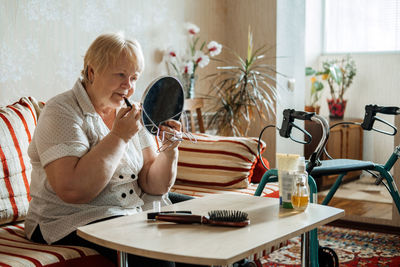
[324,0,400,53]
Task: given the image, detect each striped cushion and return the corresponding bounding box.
[0,97,43,225]
[177,133,266,189]
[0,222,113,267]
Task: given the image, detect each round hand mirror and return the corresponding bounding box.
[140,76,184,135]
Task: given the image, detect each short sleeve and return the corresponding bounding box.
[137,126,156,150]
[34,100,90,167]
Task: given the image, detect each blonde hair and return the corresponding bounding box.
[81,32,145,84]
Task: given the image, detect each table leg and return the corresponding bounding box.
[301,232,310,267]
[118,251,128,267]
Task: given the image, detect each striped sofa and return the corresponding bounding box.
[0,97,280,266]
[0,97,114,266]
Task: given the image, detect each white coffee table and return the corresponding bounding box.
[78,194,344,266]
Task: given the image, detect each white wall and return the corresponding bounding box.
[1,0,282,165]
[304,0,323,105]
[0,0,187,105]
[276,0,306,156]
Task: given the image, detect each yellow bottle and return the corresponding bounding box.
[291,175,309,211]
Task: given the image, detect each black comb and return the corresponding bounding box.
[208,210,249,222]
[154,209,250,227]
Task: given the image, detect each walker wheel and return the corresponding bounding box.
[233,259,258,267]
[318,246,339,267]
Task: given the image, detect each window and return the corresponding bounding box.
[324,0,400,53]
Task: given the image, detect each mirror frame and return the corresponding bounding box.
[140,76,184,136]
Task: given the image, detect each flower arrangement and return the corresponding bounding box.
[164,22,222,98]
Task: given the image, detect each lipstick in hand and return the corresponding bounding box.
[124,97,132,108]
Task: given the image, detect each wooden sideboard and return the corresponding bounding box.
[304,117,363,190]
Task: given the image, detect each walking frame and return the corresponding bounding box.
[254,104,400,267]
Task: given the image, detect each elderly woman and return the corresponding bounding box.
[25,33,198,267]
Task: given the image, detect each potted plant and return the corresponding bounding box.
[305,67,324,114]
[205,30,282,136]
[306,55,356,118]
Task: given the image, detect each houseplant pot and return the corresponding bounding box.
[327,99,347,118]
[305,105,320,114]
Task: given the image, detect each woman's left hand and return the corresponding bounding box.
[158,120,182,151]
[139,119,182,194]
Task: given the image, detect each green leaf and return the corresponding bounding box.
[217,66,240,70]
[329,64,343,84]
[192,37,200,55]
[314,81,324,91]
[199,41,206,51]
[305,67,316,76]
[247,30,253,62]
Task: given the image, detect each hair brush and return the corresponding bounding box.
[155,210,250,227]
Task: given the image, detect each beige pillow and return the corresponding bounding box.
[177,133,266,189]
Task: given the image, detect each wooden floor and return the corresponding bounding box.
[318,196,392,220]
[317,196,400,234]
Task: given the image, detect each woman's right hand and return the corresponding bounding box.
[111,103,141,142]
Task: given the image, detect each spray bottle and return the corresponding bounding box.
[291,156,310,211]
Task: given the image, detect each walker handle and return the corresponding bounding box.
[361,105,399,135]
[377,106,400,115]
[278,109,330,172]
[279,109,314,144]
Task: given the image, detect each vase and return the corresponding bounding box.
[187,76,195,99]
[327,99,347,118]
[183,74,196,99]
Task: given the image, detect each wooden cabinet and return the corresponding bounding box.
[304,118,363,190]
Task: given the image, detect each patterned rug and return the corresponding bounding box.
[261,225,400,266]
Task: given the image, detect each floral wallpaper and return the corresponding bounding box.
[0,0,187,105]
